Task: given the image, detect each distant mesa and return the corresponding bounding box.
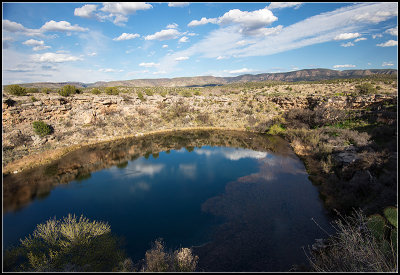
[5,68,397,89]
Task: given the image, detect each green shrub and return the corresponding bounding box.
[27,87,40,93]
[31,96,38,102]
[4,214,125,272]
[144,89,154,96]
[91,88,101,95]
[285,86,293,91]
[41,88,52,94]
[137,91,145,101]
[384,207,397,228]
[32,121,53,137]
[105,87,119,95]
[58,85,80,97]
[181,90,192,97]
[355,83,377,95]
[5,84,27,96]
[267,123,286,135]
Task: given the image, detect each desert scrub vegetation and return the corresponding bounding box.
[144,89,154,96]
[162,99,191,121]
[58,85,81,97]
[32,121,53,137]
[4,214,125,272]
[105,87,120,95]
[141,239,198,272]
[307,209,397,272]
[27,87,40,94]
[90,88,101,95]
[41,87,53,94]
[4,84,27,96]
[4,215,199,272]
[137,91,145,101]
[355,82,377,95]
[180,90,192,97]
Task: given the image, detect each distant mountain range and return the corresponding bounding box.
[13,68,398,89]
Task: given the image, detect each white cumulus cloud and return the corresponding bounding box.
[113,33,140,41]
[385,26,398,36]
[188,17,218,27]
[139,62,159,67]
[33,45,51,51]
[100,2,152,14]
[23,39,51,51]
[40,20,88,32]
[168,2,189,7]
[341,42,355,47]
[96,2,153,26]
[190,7,278,36]
[175,56,189,61]
[99,2,153,25]
[334,32,361,40]
[74,4,98,18]
[372,33,383,39]
[145,28,180,40]
[354,37,367,42]
[382,61,394,66]
[377,40,398,47]
[98,68,123,73]
[3,19,27,32]
[333,64,356,68]
[166,23,178,29]
[228,68,254,74]
[31,52,83,63]
[23,39,44,46]
[267,2,303,10]
[179,36,189,43]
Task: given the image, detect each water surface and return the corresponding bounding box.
[3,130,332,271]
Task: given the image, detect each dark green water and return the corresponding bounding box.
[3,130,332,271]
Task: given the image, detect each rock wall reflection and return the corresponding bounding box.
[3,130,291,213]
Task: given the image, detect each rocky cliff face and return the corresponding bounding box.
[10,69,397,89]
[2,79,397,174]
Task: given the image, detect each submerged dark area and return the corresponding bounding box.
[3,130,333,271]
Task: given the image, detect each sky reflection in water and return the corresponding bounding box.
[3,135,332,271]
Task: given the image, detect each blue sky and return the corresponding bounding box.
[2,2,398,84]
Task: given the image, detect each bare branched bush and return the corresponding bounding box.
[307,210,397,272]
[136,107,149,116]
[143,239,198,272]
[196,112,210,125]
[144,239,169,272]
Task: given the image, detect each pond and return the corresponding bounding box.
[3,130,333,271]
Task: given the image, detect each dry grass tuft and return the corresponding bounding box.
[306,210,397,272]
